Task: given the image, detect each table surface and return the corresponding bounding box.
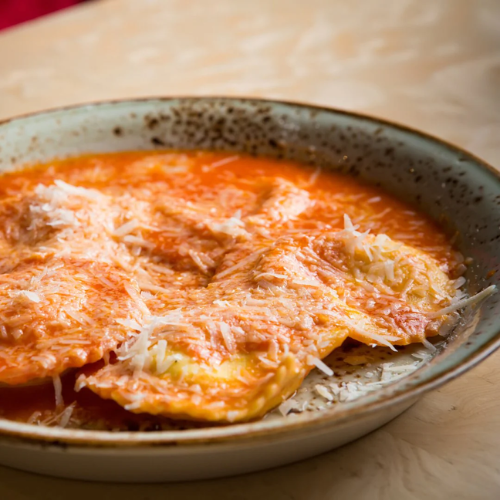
[0,0,499,498]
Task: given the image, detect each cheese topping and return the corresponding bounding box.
[0,151,488,423]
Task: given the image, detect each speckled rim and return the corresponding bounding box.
[0,96,499,449]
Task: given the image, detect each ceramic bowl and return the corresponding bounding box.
[0,97,499,482]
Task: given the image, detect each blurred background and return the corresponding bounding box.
[0,0,498,167]
[0,0,89,30]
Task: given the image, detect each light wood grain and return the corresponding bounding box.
[0,0,499,498]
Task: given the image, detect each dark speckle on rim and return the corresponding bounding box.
[151,137,165,146]
[145,116,160,130]
[113,126,122,137]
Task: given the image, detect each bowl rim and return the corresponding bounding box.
[0,95,499,449]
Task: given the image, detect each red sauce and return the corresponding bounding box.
[0,151,460,428]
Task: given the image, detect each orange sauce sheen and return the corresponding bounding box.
[0,151,460,428]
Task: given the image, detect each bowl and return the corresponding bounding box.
[0,97,499,482]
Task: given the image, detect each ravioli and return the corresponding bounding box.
[0,257,144,385]
[78,239,348,422]
[312,217,459,345]
[79,229,458,422]
[0,181,148,385]
[0,151,474,425]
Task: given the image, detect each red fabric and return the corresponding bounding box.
[0,0,82,30]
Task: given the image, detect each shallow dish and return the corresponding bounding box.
[0,97,499,482]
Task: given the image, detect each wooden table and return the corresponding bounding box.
[0,0,499,498]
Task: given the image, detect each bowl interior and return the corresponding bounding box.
[0,97,499,444]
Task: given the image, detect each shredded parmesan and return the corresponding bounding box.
[209,155,240,169]
[218,321,235,352]
[53,375,63,408]
[0,151,469,425]
[429,285,497,318]
[315,384,334,400]
[19,290,41,303]
[307,355,334,376]
[53,180,102,200]
[279,397,300,416]
[209,216,249,239]
[114,219,140,237]
[215,248,267,279]
[421,338,437,352]
[58,403,76,428]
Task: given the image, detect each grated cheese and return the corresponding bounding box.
[209,155,240,169]
[315,384,334,401]
[58,402,76,428]
[218,321,235,352]
[215,248,267,279]
[113,219,140,237]
[53,375,63,408]
[53,180,102,200]
[278,397,300,416]
[209,216,249,239]
[19,290,41,303]
[0,151,469,425]
[428,285,497,318]
[421,338,437,352]
[307,355,334,376]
